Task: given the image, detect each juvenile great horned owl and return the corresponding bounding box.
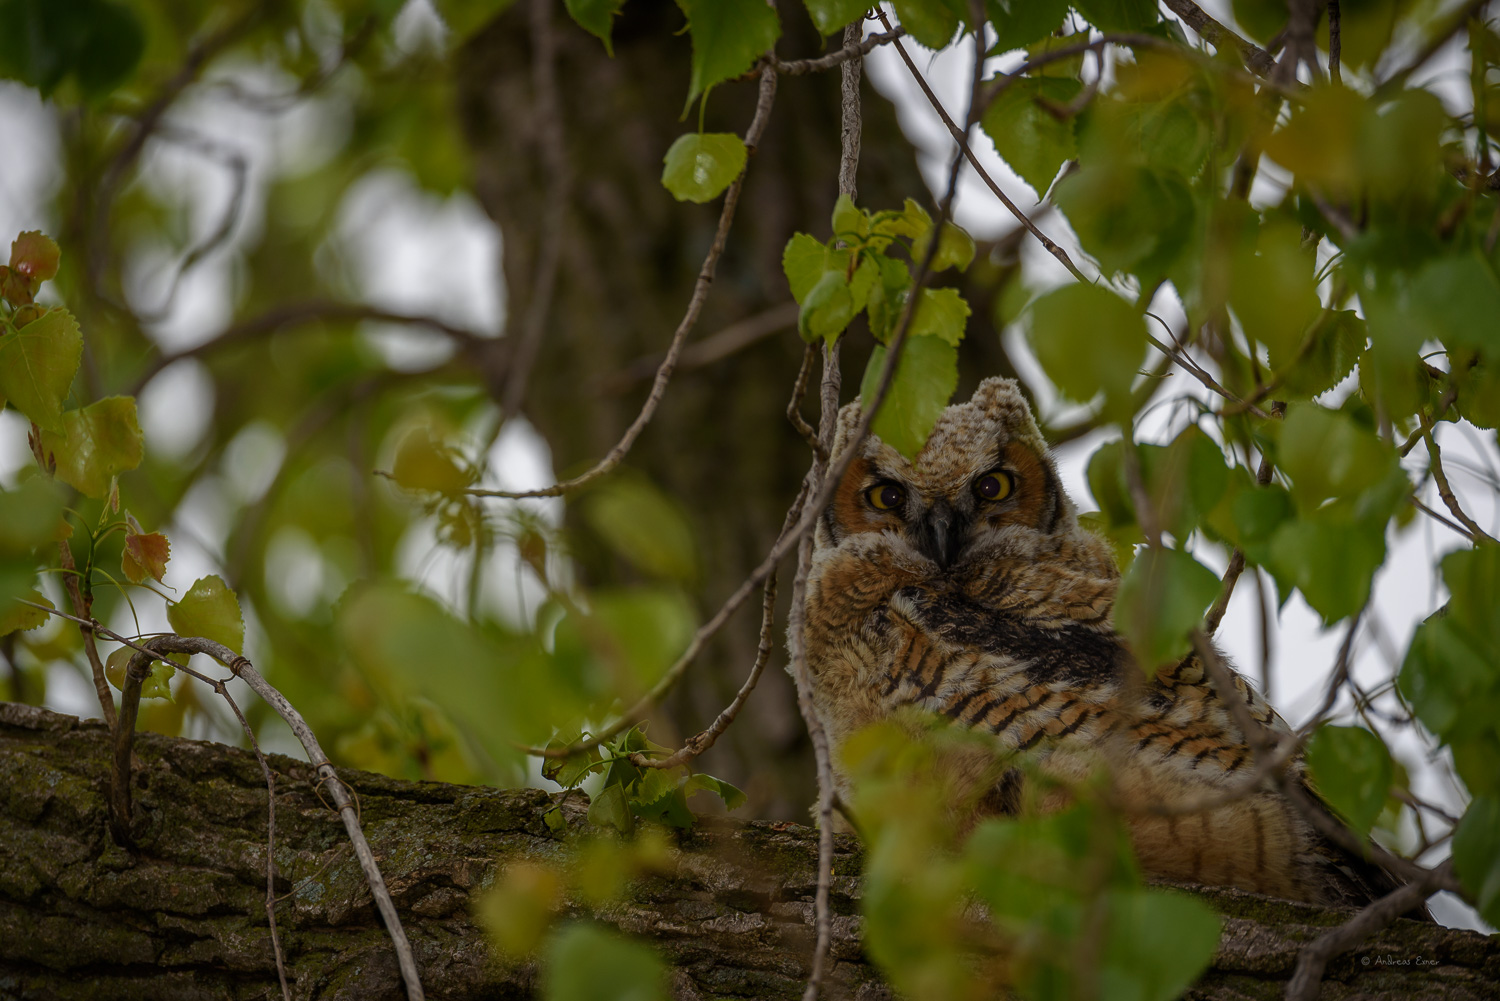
[801,377,1399,908]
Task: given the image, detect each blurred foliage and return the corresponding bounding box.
[0,0,1497,994]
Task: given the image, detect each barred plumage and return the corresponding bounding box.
[798,377,1402,909]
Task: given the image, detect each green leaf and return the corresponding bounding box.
[1452,797,1500,927]
[831,193,867,240]
[391,426,471,493]
[1100,889,1221,1001]
[783,233,832,303]
[564,0,627,54]
[1266,512,1384,623]
[1115,547,1220,671]
[907,287,970,347]
[798,270,856,345]
[1275,403,1396,511]
[39,396,144,498]
[1054,163,1195,282]
[1263,85,1368,196]
[0,0,143,97]
[1407,251,1500,360]
[683,772,747,810]
[981,77,1081,197]
[167,575,245,655]
[428,0,520,41]
[1139,427,1229,540]
[912,221,976,272]
[0,590,51,635]
[0,307,82,433]
[1072,0,1159,31]
[71,0,144,98]
[866,256,914,342]
[1305,725,1393,838]
[542,923,667,1001]
[801,0,869,35]
[1025,284,1148,422]
[891,0,959,49]
[581,476,697,581]
[1228,221,1323,363]
[986,0,1071,52]
[678,0,780,108]
[568,587,698,692]
[587,781,636,834]
[859,335,959,460]
[0,477,65,558]
[661,132,747,204]
[1273,309,1365,398]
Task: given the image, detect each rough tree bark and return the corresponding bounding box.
[2,703,1495,1001]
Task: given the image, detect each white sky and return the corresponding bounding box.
[0,0,1490,930]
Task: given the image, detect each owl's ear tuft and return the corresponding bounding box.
[971,378,1047,453]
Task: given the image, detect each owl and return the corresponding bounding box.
[799,376,1402,908]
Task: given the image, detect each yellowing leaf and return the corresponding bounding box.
[661,133,747,204]
[122,529,171,584]
[0,308,82,434]
[0,590,52,635]
[391,426,471,493]
[39,396,144,498]
[167,575,244,654]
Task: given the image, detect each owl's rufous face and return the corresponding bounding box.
[823,378,1072,570]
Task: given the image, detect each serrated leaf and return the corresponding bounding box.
[679,0,780,108]
[907,287,970,346]
[912,221,976,272]
[798,269,856,345]
[982,77,1081,197]
[782,233,830,303]
[1305,725,1392,838]
[0,590,51,635]
[39,396,143,498]
[1025,284,1147,422]
[660,133,747,203]
[587,781,635,834]
[1266,512,1384,623]
[121,529,170,584]
[1115,547,1220,671]
[683,772,746,810]
[986,0,1071,51]
[0,308,82,433]
[859,335,959,459]
[801,0,869,35]
[564,0,627,54]
[167,575,244,654]
[9,231,59,284]
[1275,403,1396,511]
[1407,250,1500,360]
[891,0,958,48]
[1054,163,1195,282]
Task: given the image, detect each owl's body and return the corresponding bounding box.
[801,377,1399,908]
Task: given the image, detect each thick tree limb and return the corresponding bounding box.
[2,704,1497,1000]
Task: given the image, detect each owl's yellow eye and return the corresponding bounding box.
[865,483,906,511]
[975,471,1014,502]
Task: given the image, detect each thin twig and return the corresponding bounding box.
[1424,429,1497,543]
[1328,0,1342,84]
[1285,862,1452,1001]
[468,65,780,500]
[787,343,824,458]
[500,0,570,420]
[601,302,799,391]
[878,9,1088,283]
[1206,432,1278,634]
[1412,495,1479,541]
[1160,0,1277,74]
[54,541,116,728]
[772,28,905,76]
[632,482,810,771]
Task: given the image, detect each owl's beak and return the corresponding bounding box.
[917,500,965,568]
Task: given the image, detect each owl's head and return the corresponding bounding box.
[818,377,1096,573]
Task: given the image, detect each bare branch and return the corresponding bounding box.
[601,302,799,392]
[55,541,116,728]
[1328,0,1342,84]
[1424,429,1497,543]
[787,343,825,459]
[1160,0,1277,74]
[772,28,905,76]
[468,65,780,501]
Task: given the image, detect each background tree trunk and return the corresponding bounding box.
[3,703,1496,1000]
[453,0,1024,821]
